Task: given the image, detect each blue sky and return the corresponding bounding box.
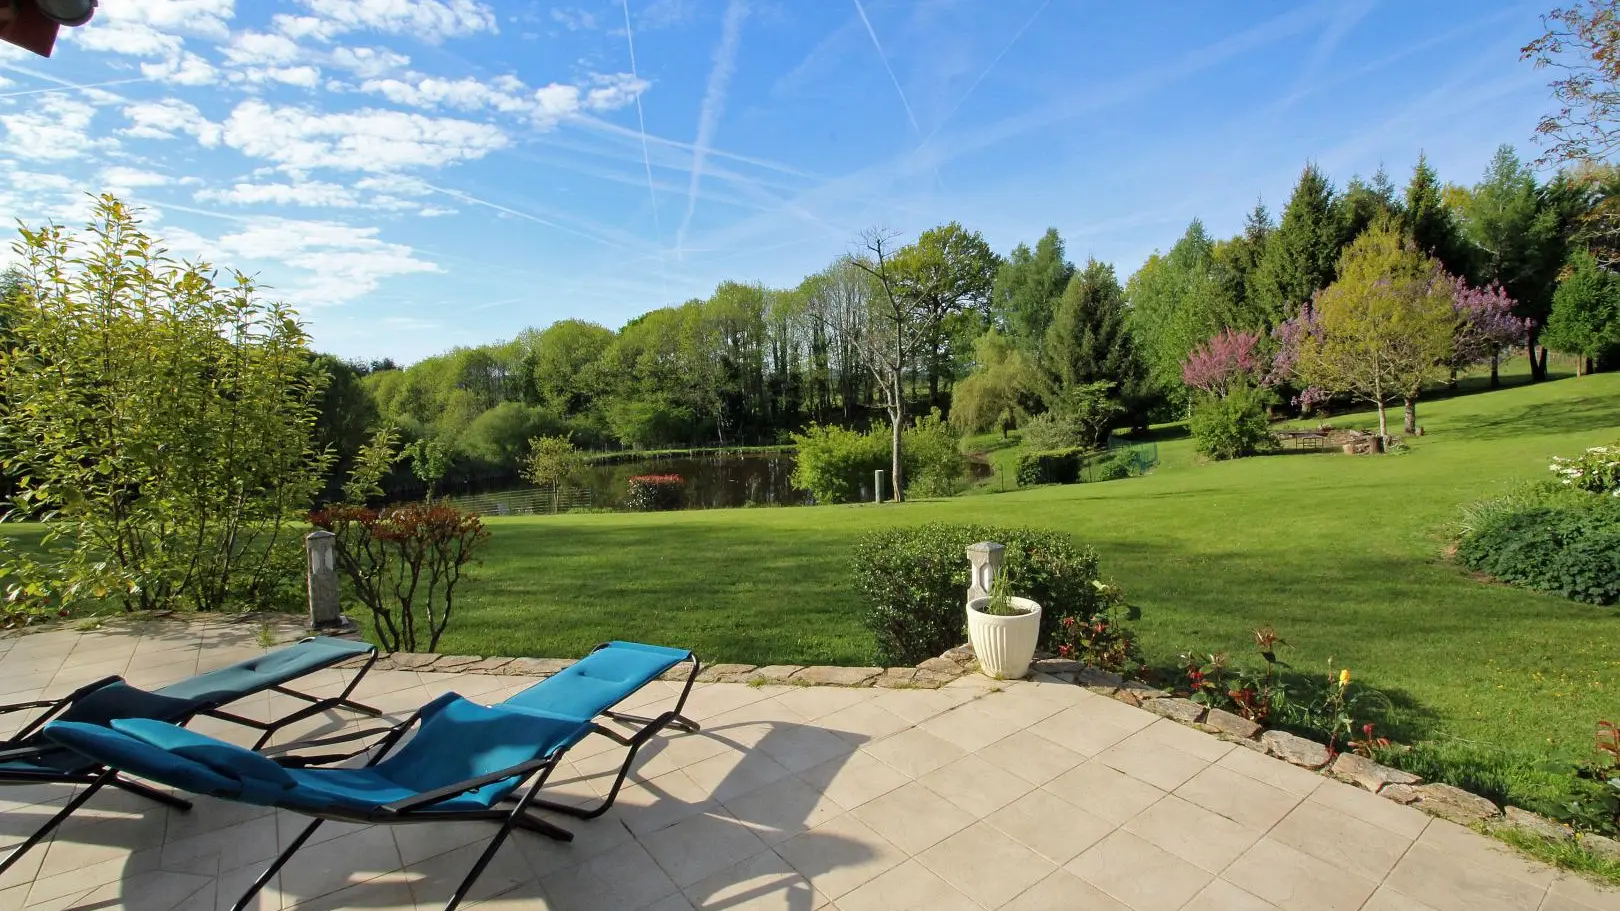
[0,0,1559,362]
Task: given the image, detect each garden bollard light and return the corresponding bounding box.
[874,470,884,504]
[305,530,344,631]
[966,541,1005,602]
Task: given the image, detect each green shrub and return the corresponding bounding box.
[1188,385,1274,460]
[790,423,888,504]
[1015,448,1086,486]
[905,409,966,498]
[851,522,1123,666]
[1090,448,1147,482]
[1456,501,1620,605]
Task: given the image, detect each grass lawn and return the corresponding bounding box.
[435,365,1620,772]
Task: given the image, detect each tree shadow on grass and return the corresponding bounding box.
[1449,395,1620,442]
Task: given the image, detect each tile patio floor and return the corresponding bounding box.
[0,621,1616,911]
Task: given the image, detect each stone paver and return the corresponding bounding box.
[0,621,1616,911]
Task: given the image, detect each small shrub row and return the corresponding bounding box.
[1456,501,1620,605]
[1015,447,1087,486]
[626,474,686,511]
[1456,439,1620,607]
[851,522,1128,666]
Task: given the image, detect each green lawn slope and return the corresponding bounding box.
[448,369,1619,764]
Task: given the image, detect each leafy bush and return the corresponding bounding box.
[905,410,966,498]
[309,502,490,653]
[1551,441,1620,496]
[1015,448,1086,486]
[792,415,966,503]
[1090,448,1147,482]
[790,423,889,504]
[1052,581,1141,674]
[1021,382,1122,451]
[851,522,1125,666]
[626,474,686,511]
[1188,384,1274,460]
[0,197,331,614]
[1456,502,1620,605]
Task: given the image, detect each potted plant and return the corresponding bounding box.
[966,571,1042,679]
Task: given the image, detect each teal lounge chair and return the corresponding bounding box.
[0,636,377,874]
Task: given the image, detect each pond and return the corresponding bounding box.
[449,448,995,515]
[582,450,807,509]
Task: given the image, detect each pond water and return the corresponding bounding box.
[581,451,807,509]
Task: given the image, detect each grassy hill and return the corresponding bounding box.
[446,368,1619,767]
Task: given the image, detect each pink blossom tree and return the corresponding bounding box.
[1180,328,1265,398]
[1450,281,1531,388]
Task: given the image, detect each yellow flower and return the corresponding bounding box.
[1338,669,1351,688]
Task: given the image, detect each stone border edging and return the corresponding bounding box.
[1047,659,1620,864]
[352,641,1619,864]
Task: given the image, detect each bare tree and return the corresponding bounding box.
[1524,2,1620,165]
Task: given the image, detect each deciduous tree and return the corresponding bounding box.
[991,228,1073,353]
[1295,225,1458,438]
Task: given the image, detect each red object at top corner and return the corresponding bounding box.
[0,2,61,58]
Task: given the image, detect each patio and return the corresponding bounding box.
[0,621,1615,911]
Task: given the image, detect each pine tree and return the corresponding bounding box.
[990,227,1073,355]
[1339,168,1400,244]
[1044,259,1153,426]
[1251,163,1343,324]
[1402,153,1474,280]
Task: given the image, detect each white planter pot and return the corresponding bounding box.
[965,596,1042,680]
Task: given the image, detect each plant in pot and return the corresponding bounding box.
[966,570,1042,679]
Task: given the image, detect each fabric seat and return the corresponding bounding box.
[43,694,594,911]
[497,640,701,820]
[0,636,381,876]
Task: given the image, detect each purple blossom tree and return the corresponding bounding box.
[1266,304,1328,411]
[1180,328,1265,398]
[1450,281,1531,388]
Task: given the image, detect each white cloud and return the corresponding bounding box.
[0,97,117,161]
[209,217,441,304]
[328,45,412,78]
[551,7,596,31]
[198,180,362,207]
[290,0,497,39]
[360,74,531,113]
[71,21,184,57]
[222,100,509,173]
[533,83,581,121]
[140,51,219,85]
[231,65,323,88]
[584,72,650,111]
[224,31,303,66]
[271,13,338,42]
[122,99,223,147]
[358,70,647,126]
[111,0,236,40]
[100,166,173,188]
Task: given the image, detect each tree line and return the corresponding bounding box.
[310,143,1619,500]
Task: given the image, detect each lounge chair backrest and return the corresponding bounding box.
[502,641,690,720]
[42,720,244,801]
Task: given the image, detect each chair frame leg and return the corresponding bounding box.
[0,770,112,877]
[232,818,324,911]
[207,649,383,749]
[442,766,566,911]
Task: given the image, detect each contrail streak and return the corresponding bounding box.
[918,0,1050,149]
[676,0,748,252]
[852,0,921,138]
[621,0,663,245]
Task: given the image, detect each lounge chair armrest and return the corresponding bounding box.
[266,723,411,768]
[381,757,554,814]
